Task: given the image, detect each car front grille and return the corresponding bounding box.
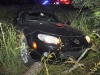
[61,36,86,51]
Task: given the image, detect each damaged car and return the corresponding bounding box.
[13,10,91,66]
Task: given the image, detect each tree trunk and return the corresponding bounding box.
[23,62,44,75]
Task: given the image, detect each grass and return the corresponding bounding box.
[0,5,100,75]
[0,23,29,75]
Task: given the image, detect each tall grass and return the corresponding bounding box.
[0,23,28,75]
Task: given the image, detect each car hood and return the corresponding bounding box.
[21,21,84,36]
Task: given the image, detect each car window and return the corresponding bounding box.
[25,13,40,21]
[24,12,58,22]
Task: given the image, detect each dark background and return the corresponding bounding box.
[0,0,46,5]
[0,0,32,5]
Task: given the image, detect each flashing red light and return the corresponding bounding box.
[60,0,70,4]
[65,1,70,4]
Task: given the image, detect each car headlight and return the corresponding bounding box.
[38,34,60,45]
[85,35,91,43]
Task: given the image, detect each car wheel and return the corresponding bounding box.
[20,35,35,66]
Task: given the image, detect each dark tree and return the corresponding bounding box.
[72,0,100,9]
[71,0,100,29]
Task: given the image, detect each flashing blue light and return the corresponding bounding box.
[42,0,49,5]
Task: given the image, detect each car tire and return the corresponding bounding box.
[20,34,35,66]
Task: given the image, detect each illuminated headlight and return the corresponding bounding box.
[38,34,60,45]
[85,35,91,43]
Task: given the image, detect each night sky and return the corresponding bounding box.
[0,0,37,5]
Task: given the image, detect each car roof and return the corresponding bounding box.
[18,10,62,23]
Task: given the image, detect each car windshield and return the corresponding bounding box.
[24,12,58,22]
